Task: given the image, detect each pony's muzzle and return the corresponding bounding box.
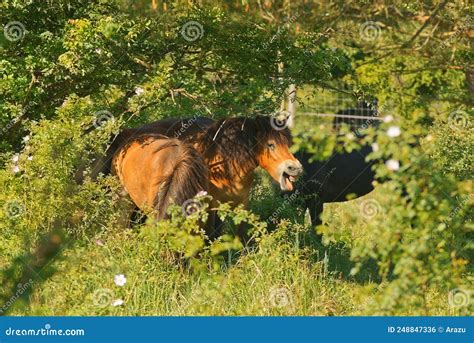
[279,160,303,192]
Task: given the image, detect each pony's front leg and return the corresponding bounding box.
[204,206,220,241]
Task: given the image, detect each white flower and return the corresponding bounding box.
[112,299,124,307]
[385,159,400,171]
[12,165,20,173]
[196,190,208,197]
[371,143,379,152]
[95,239,104,246]
[95,48,102,54]
[425,134,433,142]
[27,156,33,161]
[22,135,30,143]
[387,126,401,138]
[383,115,394,123]
[12,154,19,163]
[346,133,355,140]
[135,87,144,96]
[114,274,127,287]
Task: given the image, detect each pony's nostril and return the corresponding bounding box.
[286,163,303,175]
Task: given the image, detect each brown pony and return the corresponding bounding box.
[111,134,209,220]
[187,117,302,206]
[96,116,302,238]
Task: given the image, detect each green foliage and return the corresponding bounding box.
[1,0,472,316]
[428,115,473,180]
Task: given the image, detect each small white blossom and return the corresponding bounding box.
[112,299,124,307]
[95,239,104,246]
[114,274,127,287]
[12,154,19,163]
[135,87,144,96]
[196,190,208,197]
[425,134,433,142]
[371,143,379,152]
[27,156,33,161]
[387,126,401,138]
[22,135,30,143]
[385,159,400,171]
[12,165,20,173]
[346,133,355,140]
[95,48,102,54]
[383,115,394,123]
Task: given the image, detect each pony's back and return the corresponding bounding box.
[111,135,209,219]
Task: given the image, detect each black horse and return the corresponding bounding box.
[296,102,380,225]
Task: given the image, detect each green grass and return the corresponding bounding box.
[1,172,458,316]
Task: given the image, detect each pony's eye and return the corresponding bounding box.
[267,142,276,150]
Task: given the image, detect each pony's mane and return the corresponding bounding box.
[191,116,292,177]
[196,116,291,150]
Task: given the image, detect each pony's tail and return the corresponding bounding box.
[154,142,209,220]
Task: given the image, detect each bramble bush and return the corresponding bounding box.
[294,98,473,314]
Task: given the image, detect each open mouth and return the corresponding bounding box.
[280,172,297,191]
